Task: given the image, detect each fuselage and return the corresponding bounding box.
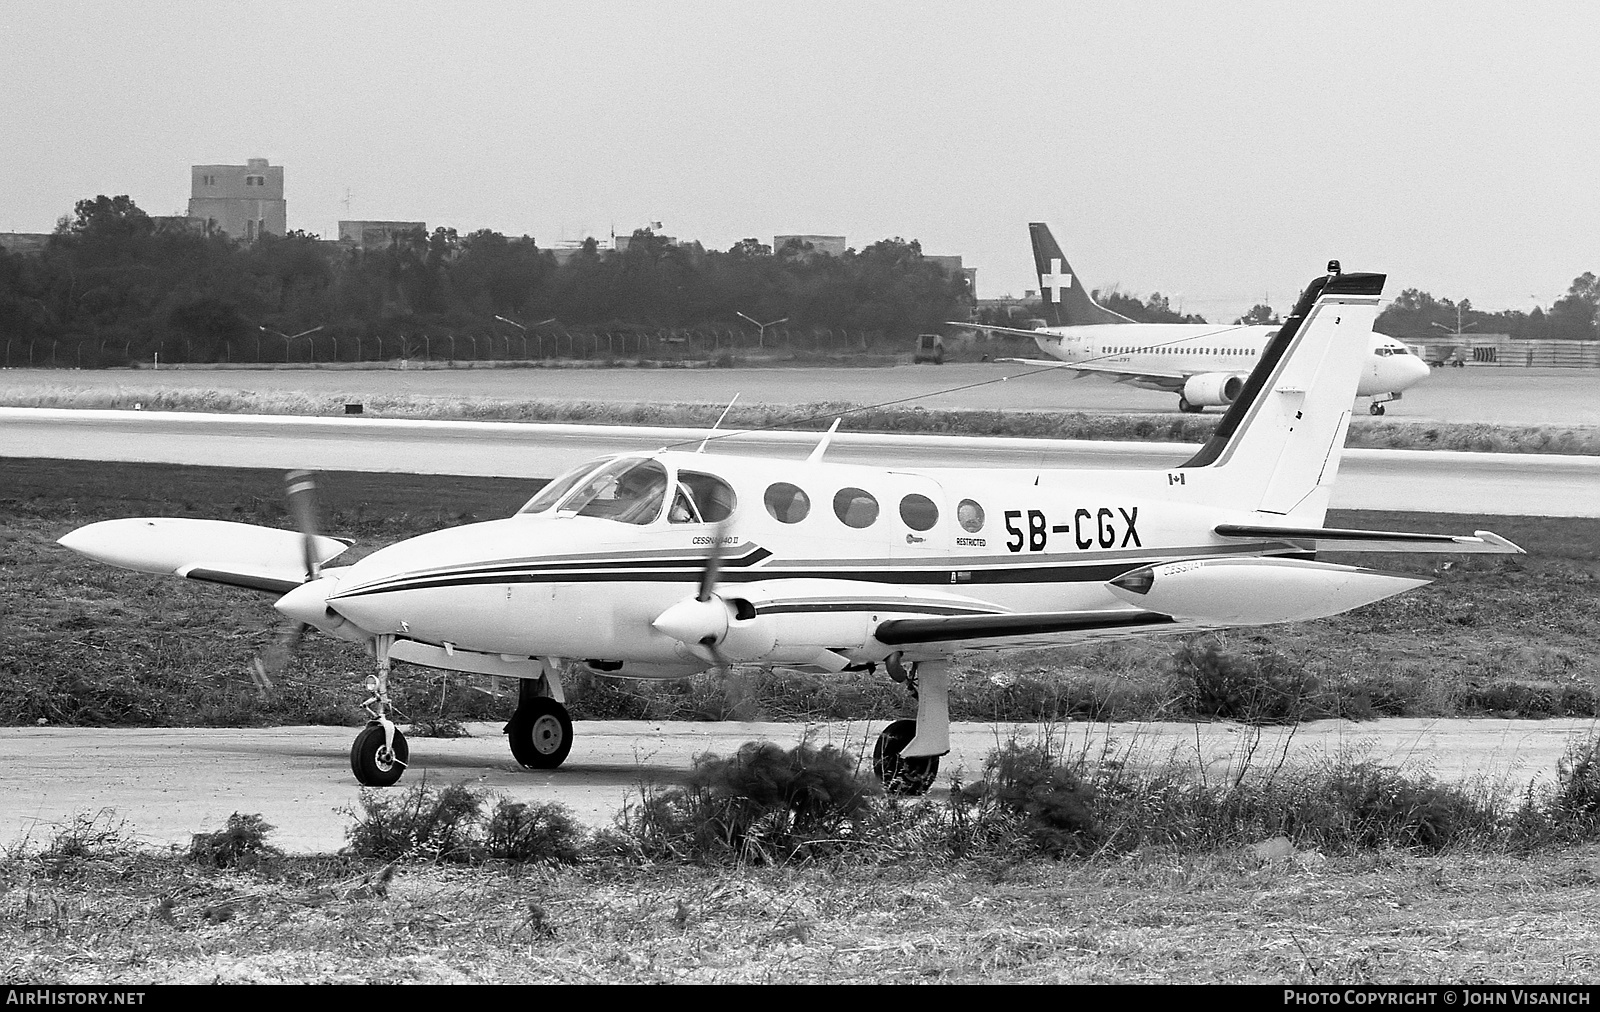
[318,449,1297,675]
[1030,323,1429,397]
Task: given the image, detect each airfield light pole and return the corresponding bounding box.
[736,312,788,349]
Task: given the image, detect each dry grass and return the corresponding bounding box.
[3,845,1599,983]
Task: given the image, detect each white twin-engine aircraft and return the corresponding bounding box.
[960,223,1430,415]
[59,264,1519,791]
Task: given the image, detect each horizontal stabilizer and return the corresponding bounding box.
[58,518,350,594]
[1214,524,1525,554]
[947,322,1053,341]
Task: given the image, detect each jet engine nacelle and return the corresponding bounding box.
[1105,556,1430,625]
[1181,372,1248,407]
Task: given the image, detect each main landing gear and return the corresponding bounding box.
[1177,396,1204,414]
[872,655,951,796]
[506,673,573,769]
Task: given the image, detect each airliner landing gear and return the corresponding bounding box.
[352,634,408,787]
[875,654,948,795]
[1177,396,1204,414]
[505,663,573,769]
[1369,393,1399,416]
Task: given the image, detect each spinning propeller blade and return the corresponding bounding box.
[696,519,730,603]
[285,469,321,581]
[253,469,329,690]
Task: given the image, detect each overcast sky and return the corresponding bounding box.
[3,1,1595,322]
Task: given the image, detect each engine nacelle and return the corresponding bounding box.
[1181,372,1247,407]
[1105,556,1430,625]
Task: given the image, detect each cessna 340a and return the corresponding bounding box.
[58,263,1521,791]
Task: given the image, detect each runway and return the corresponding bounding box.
[4,361,1600,424]
[4,406,1598,516]
[4,718,1593,854]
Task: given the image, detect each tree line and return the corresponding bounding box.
[0,196,971,366]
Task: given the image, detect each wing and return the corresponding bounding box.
[996,357,1187,392]
[873,608,1176,652]
[58,518,351,594]
[945,321,1050,341]
[1213,525,1525,554]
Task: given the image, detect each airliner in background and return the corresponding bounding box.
[954,223,1429,415]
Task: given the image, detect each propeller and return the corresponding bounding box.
[651,521,755,715]
[251,470,328,696]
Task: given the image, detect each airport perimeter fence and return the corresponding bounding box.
[0,325,930,370]
[1407,336,1600,368]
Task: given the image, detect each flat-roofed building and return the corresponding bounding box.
[338,220,427,249]
[188,157,286,240]
[924,255,977,300]
[774,234,846,258]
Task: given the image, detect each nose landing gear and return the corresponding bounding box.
[351,634,409,787]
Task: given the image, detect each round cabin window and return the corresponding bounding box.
[833,488,879,528]
[956,499,985,533]
[763,482,810,524]
[899,493,939,532]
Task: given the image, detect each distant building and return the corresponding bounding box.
[338,220,427,249]
[0,233,52,255]
[187,157,286,240]
[924,255,978,300]
[774,234,846,258]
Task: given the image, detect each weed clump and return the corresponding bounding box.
[342,781,588,864]
[1169,638,1334,723]
[483,800,587,863]
[952,742,1101,858]
[618,741,878,864]
[344,782,486,862]
[188,812,282,869]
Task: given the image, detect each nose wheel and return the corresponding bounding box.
[1369,401,1387,416]
[351,722,409,787]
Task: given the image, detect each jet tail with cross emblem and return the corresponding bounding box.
[1028,222,1137,327]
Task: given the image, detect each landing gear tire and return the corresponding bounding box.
[1369,402,1387,416]
[1178,397,1202,414]
[507,696,573,769]
[873,719,939,796]
[350,723,409,787]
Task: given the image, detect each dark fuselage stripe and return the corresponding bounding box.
[329,545,1310,599]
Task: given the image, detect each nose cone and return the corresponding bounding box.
[275,576,336,626]
[1400,354,1430,389]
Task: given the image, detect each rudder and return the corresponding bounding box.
[1179,267,1387,521]
[1028,222,1135,327]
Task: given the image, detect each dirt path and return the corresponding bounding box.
[4,717,1594,854]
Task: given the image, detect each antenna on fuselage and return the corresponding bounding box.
[696,394,741,453]
[807,418,843,464]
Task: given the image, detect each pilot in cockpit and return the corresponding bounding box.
[669,483,702,524]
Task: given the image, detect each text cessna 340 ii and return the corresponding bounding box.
[59,263,1522,791]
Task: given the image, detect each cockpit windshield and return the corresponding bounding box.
[518,456,615,515]
[555,458,669,525]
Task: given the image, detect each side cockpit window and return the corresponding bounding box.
[676,471,737,523]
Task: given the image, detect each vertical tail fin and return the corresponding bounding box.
[1028,222,1136,326]
[1179,266,1386,522]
